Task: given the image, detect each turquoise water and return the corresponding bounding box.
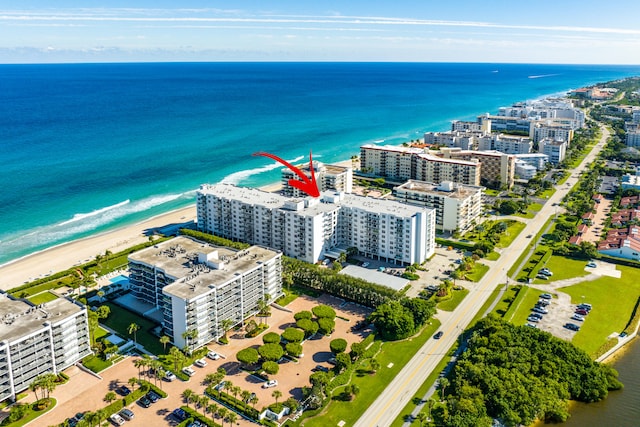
[1,62,639,265]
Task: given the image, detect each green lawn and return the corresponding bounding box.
[276,285,321,306]
[560,265,640,357]
[496,221,526,248]
[437,288,469,312]
[100,302,163,355]
[2,398,57,427]
[82,354,113,373]
[538,188,556,199]
[302,321,441,427]
[95,326,111,342]
[489,286,521,318]
[504,286,546,325]
[27,291,59,305]
[542,256,591,282]
[464,263,489,282]
[485,251,501,261]
[483,189,501,196]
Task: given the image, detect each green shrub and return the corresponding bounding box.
[281,327,304,343]
[258,343,284,361]
[294,310,312,321]
[330,338,348,354]
[318,317,335,335]
[263,332,280,344]
[312,304,336,319]
[285,342,303,357]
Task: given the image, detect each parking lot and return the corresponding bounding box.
[37,293,371,427]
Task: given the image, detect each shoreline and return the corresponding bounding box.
[0,159,356,290]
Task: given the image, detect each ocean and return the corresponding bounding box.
[1,62,640,266]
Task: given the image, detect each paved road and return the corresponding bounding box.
[355,124,611,427]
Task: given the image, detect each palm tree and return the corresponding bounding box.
[218,407,228,426]
[128,322,140,345]
[272,390,282,405]
[95,409,105,427]
[85,412,98,427]
[29,379,41,402]
[438,377,450,401]
[249,394,259,409]
[182,389,195,407]
[241,390,251,404]
[223,380,234,397]
[198,395,209,414]
[219,318,235,342]
[204,373,218,386]
[426,398,435,421]
[128,377,137,390]
[416,412,427,427]
[227,412,238,426]
[104,391,116,404]
[159,335,171,353]
[369,358,380,374]
[207,403,219,421]
[133,358,144,380]
[231,385,241,401]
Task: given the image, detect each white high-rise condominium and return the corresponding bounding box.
[197,184,436,266]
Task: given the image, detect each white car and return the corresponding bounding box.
[182,366,196,377]
[164,371,176,382]
[362,262,369,268]
[262,379,278,388]
[194,358,208,368]
[587,262,597,268]
[207,351,221,360]
[110,413,126,426]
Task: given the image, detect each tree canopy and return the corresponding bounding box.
[281,327,305,343]
[370,298,436,340]
[437,316,622,427]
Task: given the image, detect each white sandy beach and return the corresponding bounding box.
[0,158,355,291]
[0,205,197,291]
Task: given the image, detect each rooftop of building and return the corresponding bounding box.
[360,144,424,154]
[129,236,281,301]
[514,153,549,158]
[200,183,429,218]
[0,295,84,343]
[281,161,351,176]
[394,180,483,199]
[419,153,479,166]
[442,149,513,159]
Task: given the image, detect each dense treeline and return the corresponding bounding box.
[282,257,398,308]
[369,298,436,340]
[179,229,251,250]
[436,316,622,427]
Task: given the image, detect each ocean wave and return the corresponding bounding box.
[0,192,191,262]
[59,199,130,226]
[528,74,559,79]
[221,155,305,185]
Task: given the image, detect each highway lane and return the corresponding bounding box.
[355,124,610,427]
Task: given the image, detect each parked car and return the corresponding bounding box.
[182,366,196,377]
[327,357,337,365]
[537,299,550,306]
[578,303,592,310]
[539,293,552,299]
[536,275,549,280]
[172,408,188,422]
[146,391,160,403]
[530,313,543,319]
[525,323,537,328]
[434,331,444,339]
[207,351,221,360]
[587,262,597,268]
[539,268,553,276]
[575,309,589,316]
[361,262,370,267]
[164,371,177,381]
[571,314,585,322]
[214,381,226,391]
[564,323,580,331]
[262,380,278,388]
[527,316,540,323]
[194,358,208,368]
[313,365,329,373]
[533,307,548,314]
[117,385,131,396]
[119,408,134,421]
[110,413,126,426]
[187,421,203,427]
[137,395,151,408]
[426,285,439,292]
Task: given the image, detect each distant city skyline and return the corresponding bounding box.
[2,1,640,64]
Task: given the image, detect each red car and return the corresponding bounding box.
[575,309,589,316]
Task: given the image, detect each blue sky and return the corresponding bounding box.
[2,1,640,63]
